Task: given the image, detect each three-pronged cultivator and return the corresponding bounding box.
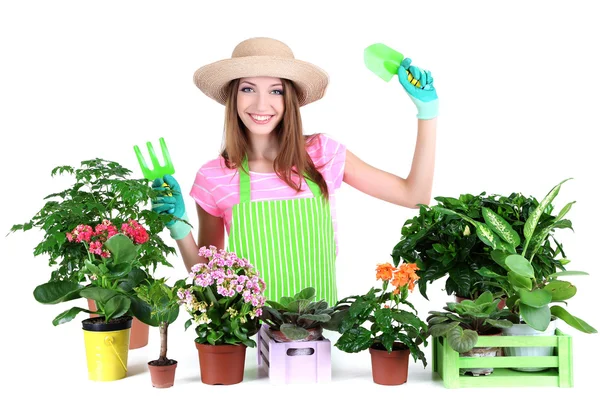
[133,137,175,181]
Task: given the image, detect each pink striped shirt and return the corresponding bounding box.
[190,134,346,254]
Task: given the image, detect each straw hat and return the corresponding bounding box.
[193,37,329,107]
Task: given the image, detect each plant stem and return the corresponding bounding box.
[159,321,169,361]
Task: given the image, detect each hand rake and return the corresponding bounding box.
[133,137,175,188]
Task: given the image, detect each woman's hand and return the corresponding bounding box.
[152,174,191,240]
[398,58,439,120]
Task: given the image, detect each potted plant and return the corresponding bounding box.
[256,287,344,384]
[177,245,267,385]
[33,219,155,381]
[9,158,178,349]
[135,277,185,388]
[426,291,516,376]
[437,179,597,370]
[259,286,341,342]
[332,262,428,385]
[392,188,562,301]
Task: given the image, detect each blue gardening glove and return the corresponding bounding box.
[398,58,439,120]
[151,174,191,240]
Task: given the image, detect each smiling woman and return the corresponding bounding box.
[150,36,438,308]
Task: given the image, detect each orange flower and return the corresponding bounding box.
[375,262,396,281]
[390,263,419,292]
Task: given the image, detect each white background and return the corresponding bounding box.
[1,0,598,398]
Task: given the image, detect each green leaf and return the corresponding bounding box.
[280,324,310,340]
[428,321,460,337]
[335,327,372,353]
[555,201,575,222]
[543,281,576,301]
[520,304,551,331]
[52,307,88,326]
[447,326,478,353]
[508,271,532,291]
[523,178,572,251]
[519,289,552,308]
[105,234,137,264]
[549,271,588,278]
[550,305,597,333]
[475,291,494,305]
[490,250,510,270]
[505,254,534,278]
[299,314,331,323]
[482,207,520,248]
[293,287,316,301]
[484,319,513,329]
[33,281,83,304]
[104,295,131,321]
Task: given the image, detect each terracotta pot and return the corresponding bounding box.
[266,326,323,342]
[87,298,149,349]
[455,295,506,310]
[195,342,247,385]
[148,361,178,388]
[369,343,410,385]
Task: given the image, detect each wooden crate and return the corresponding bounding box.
[432,328,573,388]
[256,325,331,384]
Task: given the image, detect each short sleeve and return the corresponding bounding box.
[190,167,223,218]
[311,133,346,191]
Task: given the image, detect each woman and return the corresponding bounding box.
[152,37,438,305]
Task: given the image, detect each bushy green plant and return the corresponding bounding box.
[259,287,342,341]
[9,158,178,282]
[439,179,596,334]
[393,187,569,299]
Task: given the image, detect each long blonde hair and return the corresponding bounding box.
[220,78,329,200]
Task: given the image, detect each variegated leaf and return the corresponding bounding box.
[482,207,520,248]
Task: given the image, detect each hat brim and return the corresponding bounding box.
[193,56,329,107]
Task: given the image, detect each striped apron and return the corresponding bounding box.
[228,158,338,306]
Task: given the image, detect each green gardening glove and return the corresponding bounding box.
[151,174,191,240]
[398,58,439,120]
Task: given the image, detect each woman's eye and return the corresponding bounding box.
[240,87,254,93]
[272,89,284,95]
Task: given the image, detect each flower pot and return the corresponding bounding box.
[148,360,178,388]
[82,316,132,381]
[87,298,149,349]
[257,324,331,384]
[266,326,323,342]
[369,343,410,385]
[195,342,247,385]
[502,319,557,372]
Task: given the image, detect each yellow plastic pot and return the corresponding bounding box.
[82,316,132,381]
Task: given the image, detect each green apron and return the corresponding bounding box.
[228,159,338,306]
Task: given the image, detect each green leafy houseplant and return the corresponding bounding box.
[33,220,155,324]
[9,158,177,282]
[393,185,570,300]
[427,291,516,353]
[438,179,596,334]
[178,246,267,347]
[259,287,343,342]
[333,262,428,367]
[135,277,185,366]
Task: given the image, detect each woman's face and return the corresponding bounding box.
[236,76,285,136]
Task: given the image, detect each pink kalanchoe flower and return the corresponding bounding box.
[73,224,93,243]
[89,241,104,256]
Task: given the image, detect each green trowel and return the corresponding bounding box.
[364,43,421,87]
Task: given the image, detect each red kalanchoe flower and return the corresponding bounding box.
[121,219,149,244]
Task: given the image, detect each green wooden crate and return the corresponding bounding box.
[432,329,573,388]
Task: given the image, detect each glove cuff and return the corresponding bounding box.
[416,98,439,120]
[168,212,192,240]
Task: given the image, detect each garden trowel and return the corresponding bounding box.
[364,43,421,87]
